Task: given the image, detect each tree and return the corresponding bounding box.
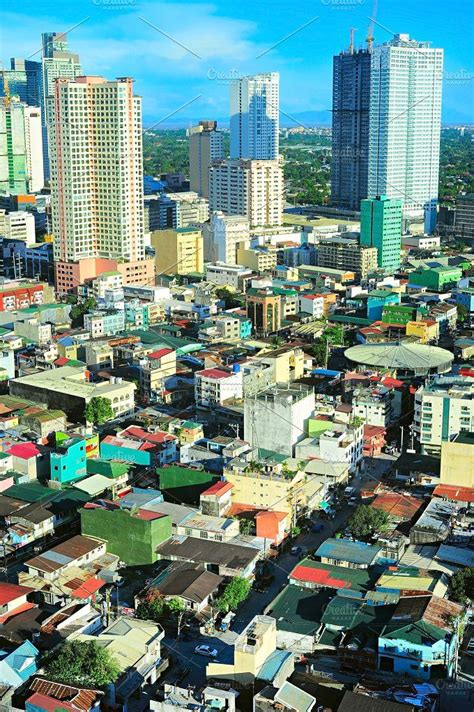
[69,296,97,328]
[348,505,390,539]
[215,287,240,309]
[167,597,185,616]
[449,567,474,604]
[214,577,251,613]
[85,396,114,425]
[44,640,120,689]
[136,589,166,621]
[239,518,253,535]
[457,304,468,324]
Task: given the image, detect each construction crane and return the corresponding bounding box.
[349,28,357,55]
[366,0,378,52]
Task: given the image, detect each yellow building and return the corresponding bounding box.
[406,319,439,344]
[236,244,277,272]
[440,434,474,488]
[224,458,323,525]
[258,345,304,383]
[57,339,78,360]
[207,616,279,684]
[151,227,203,276]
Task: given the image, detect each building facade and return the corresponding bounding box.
[187,120,223,197]
[360,195,403,271]
[368,34,443,227]
[230,73,279,160]
[0,98,44,194]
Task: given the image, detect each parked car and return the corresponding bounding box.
[290,546,303,556]
[194,645,218,658]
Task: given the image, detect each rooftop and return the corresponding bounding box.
[315,538,382,566]
[290,558,376,593]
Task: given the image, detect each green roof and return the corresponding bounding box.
[3,482,56,503]
[382,619,447,645]
[266,584,333,635]
[290,558,378,593]
[321,597,395,633]
[24,409,65,422]
[368,289,398,298]
[182,420,201,429]
[86,458,129,478]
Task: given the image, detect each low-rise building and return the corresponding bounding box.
[195,367,243,407]
[315,538,382,569]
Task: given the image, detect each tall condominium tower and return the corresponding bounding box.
[187,120,223,198]
[50,76,153,292]
[360,195,403,271]
[230,73,279,160]
[1,59,42,106]
[41,31,82,179]
[0,97,44,194]
[331,46,371,210]
[368,34,443,229]
[209,159,283,228]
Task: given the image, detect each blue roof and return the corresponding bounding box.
[58,336,75,346]
[258,649,293,682]
[316,537,381,566]
[312,368,342,378]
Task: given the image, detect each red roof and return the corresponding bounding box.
[70,577,105,599]
[255,510,287,522]
[148,347,174,360]
[201,481,234,497]
[433,484,474,503]
[197,368,232,379]
[0,582,34,605]
[302,294,324,301]
[54,356,71,367]
[121,425,176,445]
[26,694,77,712]
[291,564,351,589]
[6,442,41,459]
[136,508,167,521]
[0,600,35,624]
[363,425,386,438]
[371,492,423,520]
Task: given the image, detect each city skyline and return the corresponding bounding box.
[1,0,473,127]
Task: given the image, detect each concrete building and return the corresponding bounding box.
[209,159,283,228]
[195,367,243,407]
[41,31,82,178]
[368,34,443,228]
[206,262,252,291]
[230,73,279,160]
[455,193,474,245]
[166,191,209,227]
[0,210,35,246]
[352,387,395,428]
[440,433,474,488]
[298,293,325,318]
[236,245,277,272]
[152,227,203,276]
[246,287,281,336]
[50,75,153,292]
[187,120,223,197]
[317,236,378,279]
[360,195,402,271]
[244,383,315,457]
[414,376,474,454]
[10,364,136,423]
[203,211,250,264]
[331,46,371,210]
[0,97,44,194]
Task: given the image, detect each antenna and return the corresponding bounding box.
[367,0,378,52]
[349,28,357,55]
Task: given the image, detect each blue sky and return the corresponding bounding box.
[2,0,473,125]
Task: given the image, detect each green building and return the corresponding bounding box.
[80,504,172,566]
[0,97,42,194]
[382,304,428,326]
[157,465,218,505]
[360,195,403,271]
[410,266,462,292]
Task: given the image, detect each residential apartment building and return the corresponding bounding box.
[206,262,252,291]
[331,46,371,210]
[360,195,403,271]
[352,386,395,428]
[50,75,153,293]
[187,120,223,197]
[414,376,474,454]
[152,227,203,276]
[0,210,35,246]
[165,191,209,227]
[368,34,443,228]
[236,245,277,272]
[195,367,243,407]
[230,73,279,160]
[244,383,315,457]
[83,310,125,338]
[0,97,44,194]
[209,159,283,228]
[455,193,474,245]
[203,211,250,264]
[317,236,378,279]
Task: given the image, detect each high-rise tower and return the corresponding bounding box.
[230,73,279,160]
